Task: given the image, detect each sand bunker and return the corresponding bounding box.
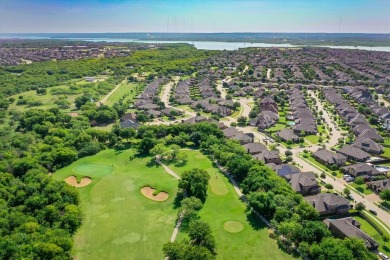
[141,187,169,202]
[65,176,92,188]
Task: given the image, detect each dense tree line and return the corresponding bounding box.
[0,46,217,97]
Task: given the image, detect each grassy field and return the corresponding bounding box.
[168,150,294,260]
[105,82,142,106]
[54,149,179,259]
[8,78,107,113]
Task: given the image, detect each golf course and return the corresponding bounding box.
[54,149,179,259]
[55,149,293,259]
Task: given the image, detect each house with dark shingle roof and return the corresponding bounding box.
[323,217,379,250]
[353,138,384,154]
[283,172,321,195]
[366,178,390,193]
[341,163,381,178]
[312,149,347,166]
[277,128,299,142]
[337,145,371,162]
[304,193,350,215]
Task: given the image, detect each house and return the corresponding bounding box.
[160,107,181,117]
[277,128,299,142]
[182,116,211,124]
[304,193,350,215]
[283,172,321,195]
[232,133,254,144]
[267,163,301,177]
[337,145,371,162]
[252,150,282,165]
[243,143,268,155]
[260,97,278,114]
[312,149,347,166]
[120,119,139,129]
[120,113,137,122]
[341,163,381,178]
[366,178,390,193]
[323,218,379,250]
[352,138,384,154]
[222,127,241,138]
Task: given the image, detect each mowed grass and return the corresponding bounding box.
[54,149,179,260]
[168,150,294,260]
[105,82,142,106]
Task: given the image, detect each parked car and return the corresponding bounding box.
[343,174,351,180]
[347,195,354,200]
[369,209,377,216]
[379,252,389,260]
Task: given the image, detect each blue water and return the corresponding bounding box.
[1,34,390,52]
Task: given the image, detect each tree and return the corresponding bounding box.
[343,188,351,197]
[355,202,365,211]
[285,150,293,156]
[354,177,364,186]
[380,189,390,201]
[75,94,92,109]
[188,220,216,254]
[237,116,247,126]
[180,196,203,221]
[324,183,333,190]
[179,168,210,202]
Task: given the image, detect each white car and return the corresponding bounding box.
[379,252,389,260]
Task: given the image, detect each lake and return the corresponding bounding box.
[1,35,390,52]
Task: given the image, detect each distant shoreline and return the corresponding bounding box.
[1,32,390,47]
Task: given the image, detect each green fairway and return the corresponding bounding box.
[54,149,179,260]
[104,82,142,106]
[168,150,294,260]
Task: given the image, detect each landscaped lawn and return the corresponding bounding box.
[304,134,321,144]
[54,149,179,260]
[382,147,390,159]
[266,123,286,132]
[349,183,373,195]
[169,150,294,260]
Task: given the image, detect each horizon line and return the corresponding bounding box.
[1,32,390,35]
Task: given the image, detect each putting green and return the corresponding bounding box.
[224,221,244,233]
[208,169,228,195]
[72,163,113,177]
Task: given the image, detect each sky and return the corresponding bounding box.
[0,0,389,33]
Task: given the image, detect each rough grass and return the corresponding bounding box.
[169,150,294,260]
[54,149,178,260]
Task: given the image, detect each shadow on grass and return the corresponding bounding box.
[245,210,267,231]
[383,245,390,253]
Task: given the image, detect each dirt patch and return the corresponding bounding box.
[141,187,169,202]
[65,176,92,188]
[69,112,79,117]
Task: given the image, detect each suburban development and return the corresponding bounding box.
[1,0,390,259]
